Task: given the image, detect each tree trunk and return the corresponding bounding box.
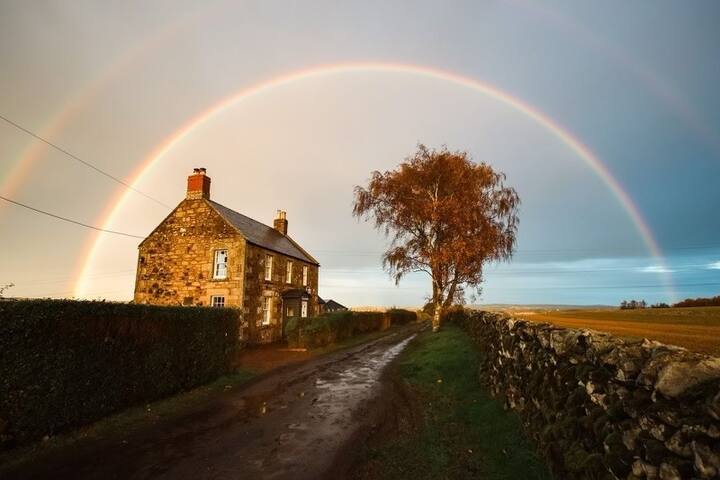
[431,276,442,332]
[432,302,441,332]
[443,279,458,310]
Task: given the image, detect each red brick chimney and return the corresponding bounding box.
[273,210,288,235]
[187,168,210,200]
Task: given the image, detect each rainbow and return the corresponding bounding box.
[73,62,675,300]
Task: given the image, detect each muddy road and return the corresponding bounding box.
[5,327,420,480]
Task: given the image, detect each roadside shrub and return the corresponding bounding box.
[386,308,417,325]
[351,311,387,333]
[285,311,388,349]
[442,305,469,324]
[0,299,241,450]
[417,311,432,322]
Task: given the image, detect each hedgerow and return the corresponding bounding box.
[0,299,241,450]
[285,309,417,348]
[386,308,417,325]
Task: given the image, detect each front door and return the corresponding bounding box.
[281,300,297,338]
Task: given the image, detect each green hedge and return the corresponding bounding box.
[0,299,241,450]
[285,309,417,349]
[386,308,417,325]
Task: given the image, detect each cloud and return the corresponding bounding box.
[639,265,675,273]
[707,261,720,270]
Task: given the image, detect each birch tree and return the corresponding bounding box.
[353,145,520,331]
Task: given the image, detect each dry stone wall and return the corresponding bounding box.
[453,310,720,479]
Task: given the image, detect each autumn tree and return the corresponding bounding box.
[353,145,520,331]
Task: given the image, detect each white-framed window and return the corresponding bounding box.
[262,296,272,325]
[302,265,308,287]
[301,299,308,318]
[264,254,273,281]
[211,295,225,308]
[286,261,293,284]
[213,249,228,279]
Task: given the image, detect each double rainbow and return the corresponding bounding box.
[6,62,671,300]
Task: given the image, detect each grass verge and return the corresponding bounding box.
[353,324,551,480]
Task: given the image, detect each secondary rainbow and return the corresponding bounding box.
[74,62,675,300]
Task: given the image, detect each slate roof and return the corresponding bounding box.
[324,300,347,310]
[207,200,319,265]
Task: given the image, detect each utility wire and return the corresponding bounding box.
[0,195,144,239]
[0,113,172,209]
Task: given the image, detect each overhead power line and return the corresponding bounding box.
[0,195,144,239]
[0,113,172,209]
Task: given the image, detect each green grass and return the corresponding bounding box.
[355,325,551,480]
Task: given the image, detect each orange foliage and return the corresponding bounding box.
[353,145,520,329]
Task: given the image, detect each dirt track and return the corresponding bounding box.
[3,327,420,480]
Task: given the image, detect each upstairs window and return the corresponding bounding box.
[286,261,293,284]
[302,265,309,287]
[211,295,225,308]
[264,255,273,281]
[213,250,228,279]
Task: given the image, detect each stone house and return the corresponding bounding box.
[133,168,320,343]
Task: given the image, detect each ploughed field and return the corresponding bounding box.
[511,306,720,357]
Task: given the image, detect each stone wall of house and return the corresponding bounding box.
[134,198,245,311]
[243,243,320,343]
[454,310,720,479]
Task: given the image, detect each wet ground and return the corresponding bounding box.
[3,327,420,480]
[235,344,313,373]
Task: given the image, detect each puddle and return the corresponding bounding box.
[313,334,416,409]
[235,394,272,419]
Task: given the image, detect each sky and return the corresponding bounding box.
[1,0,719,307]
